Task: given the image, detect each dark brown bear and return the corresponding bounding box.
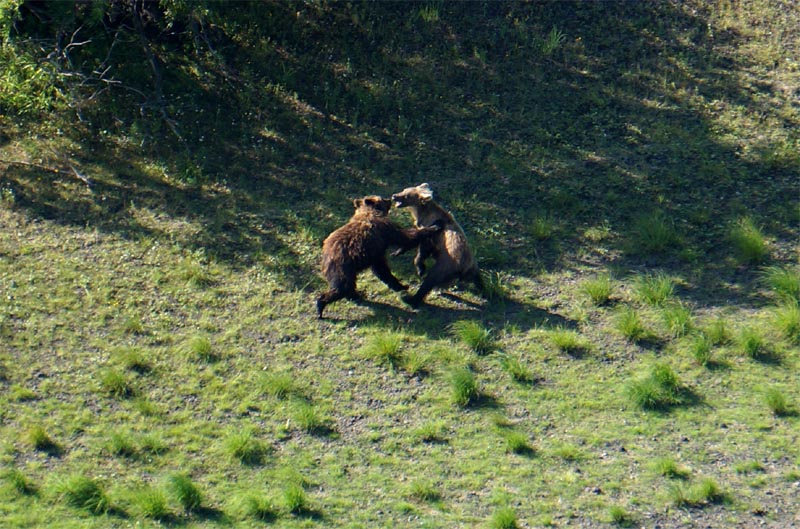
[391,183,482,308]
[316,195,441,318]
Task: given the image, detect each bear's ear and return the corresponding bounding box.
[353,198,363,209]
[416,183,433,202]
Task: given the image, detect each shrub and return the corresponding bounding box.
[450,320,495,355]
[55,474,110,514]
[730,217,768,264]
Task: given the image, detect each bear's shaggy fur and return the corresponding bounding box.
[391,183,482,308]
[316,195,441,317]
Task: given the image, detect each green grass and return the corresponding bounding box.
[580,274,613,305]
[283,482,309,514]
[653,457,691,480]
[730,217,769,264]
[450,320,496,355]
[167,473,203,512]
[764,387,794,417]
[633,273,675,306]
[490,506,519,529]
[408,480,441,503]
[54,475,110,515]
[669,478,728,508]
[27,425,59,454]
[1,2,798,528]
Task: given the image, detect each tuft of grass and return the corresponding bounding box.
[703,317,731,345]
[528,214,556,240]
[235,492,277,522]
[500,354,535,384]
[259,371,299,400]
[760,265,800,302]
[3,468,37,495]
[224,429,268,466]
[630,211,680,255]
[616,306,648,342]
[184,335,217,363]
[292,400,330,435]
[177,257,218,287]
[504,431,534,456]
[688,333,714,367]
[608,505,635,526]
[130,485,170,519]
[450,320,495,355]
[730,217,768,264]
[409,480,441,503]
[413,421,448,444]
[490,506,518,529]
[100,369,137,399]
[449,367,480,407]
[772,301,800,342]
[580,274,613,306]
[362,332,404,368]
[114,347,152,374]
[661,302,694,338]
[480,270,507,301]
[55,474,110,515]
[105,431,137,458]
[764,387,794,417]
[167,474,202,513]
[121,315,145,335]
[737,327,775,361]
[549,327,591,356]
[653,457,691,479]
[27,425,60,454]
[283,482,308,514]
[633,272,674,306]
[553,442,583,462]
[626,363,689,411]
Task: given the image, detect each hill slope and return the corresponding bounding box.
[1,1,798,528]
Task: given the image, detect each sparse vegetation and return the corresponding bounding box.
[1,1,797,528]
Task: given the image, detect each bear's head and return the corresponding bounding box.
[391,183,433,209]
[353,195,392,217]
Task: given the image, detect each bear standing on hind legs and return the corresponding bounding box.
[316,195,441,318]
[391,183,482,308]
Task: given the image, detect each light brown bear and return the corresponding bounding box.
[316,195,441,318]
[391,183,482,308]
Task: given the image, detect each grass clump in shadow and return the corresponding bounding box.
[737,327,780,363]
[54,474,110,515]
[114,347,153,374]
[408,480,441,503]
[772,301,800,343]
[413,421,448,444]
[183,335,218,363]
[687,333,715,367]
[450,320,496,355]
[503,430,535,456]
[630,211,681,256]
[661,302,694,338]
[291,400,333,436]
[259,370,301,400]
[234,492,277,522]
[730,217,769,265]
[615,306,650,342]
[104,431,137,458]
[626,363,695,412]
[500,353,535,384]
[549,327,592,357]
[283,482,309,515]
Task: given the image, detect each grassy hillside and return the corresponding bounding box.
[1,1,798,528]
